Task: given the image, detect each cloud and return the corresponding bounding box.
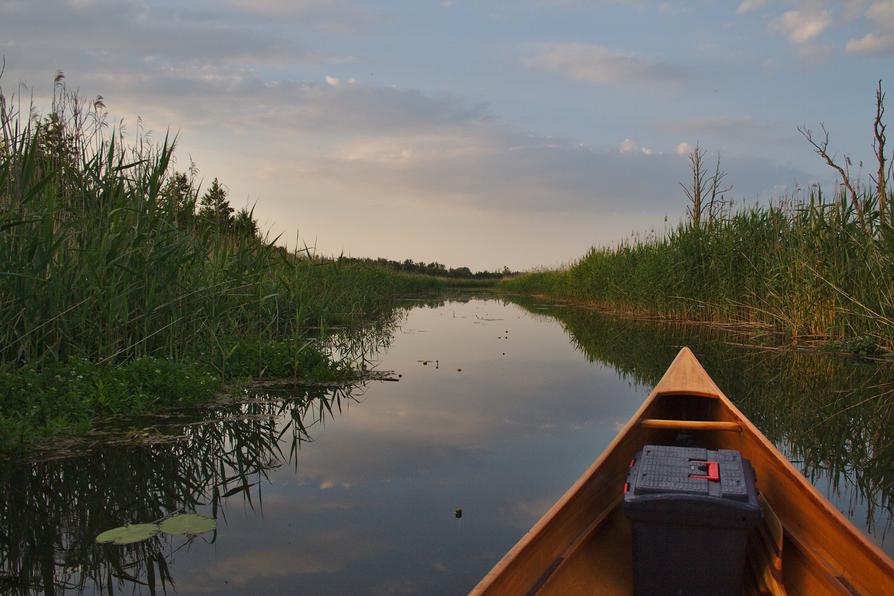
[769,9,833,44]
[301,125,810,213]
[675,141,693,156]
[224,0,380,33]
[536,0,656,9]
[845,1,894,55]
[522,43,687,87]
[737,0,770,14]
[618,138,639,153]
[866,0,894,29]
[619,138,653,155]
[0,0,377,82]
[0,0,815,230]
[845,32,894,54]
[742,1,894,58]
[48,66,491,136]
[176,525,387,592]
[7,57,805,215]
[0,0,306,75]
[797,42,836,62]
[658,115,793,145]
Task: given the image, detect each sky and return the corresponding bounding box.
[0,0,891,270]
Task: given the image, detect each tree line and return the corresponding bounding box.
[336,257,515,279]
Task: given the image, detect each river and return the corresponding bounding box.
[1,295,892,594]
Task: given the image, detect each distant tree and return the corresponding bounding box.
[198,178,233,229]
[799,80,894,231]
[798,123,865,229]
[160,171,198,228]
[233,206,260,238]
[680,144,730,228]
[328,255,508,279]
[872,80,889,223]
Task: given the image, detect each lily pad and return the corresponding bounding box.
[96,523,160,545]
[159,514,216,536]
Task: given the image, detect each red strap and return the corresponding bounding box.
[689,461,720,481]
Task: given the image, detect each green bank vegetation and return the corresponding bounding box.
[0,75,446,449]
[503,81,894,354]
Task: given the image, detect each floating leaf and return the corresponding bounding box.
[96,523,160,545]
[159,514,216,536]
[95,527,130,544]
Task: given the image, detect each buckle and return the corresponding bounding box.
[688,460,720,481]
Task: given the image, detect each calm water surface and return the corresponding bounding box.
[1,296,892,594]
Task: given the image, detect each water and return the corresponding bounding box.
[1,296,892,594]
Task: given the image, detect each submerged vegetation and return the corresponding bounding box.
[504,82,894,353]
[0,75,444,449]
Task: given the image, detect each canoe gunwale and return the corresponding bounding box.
[706,363,894,591]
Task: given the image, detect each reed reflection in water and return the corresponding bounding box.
[0,383,362,594]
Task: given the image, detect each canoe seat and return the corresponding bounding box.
[639,418,741,431]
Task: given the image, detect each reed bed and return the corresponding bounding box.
[503,193,894,352]
[0,79,440,446]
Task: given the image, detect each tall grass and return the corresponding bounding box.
[0,79,439,372]
[0,77,442,445]
[503,192,894,350]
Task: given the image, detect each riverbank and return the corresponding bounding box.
[0,82,458,451]
[501,195,894,355]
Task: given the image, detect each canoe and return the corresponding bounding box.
[472,347,894,595]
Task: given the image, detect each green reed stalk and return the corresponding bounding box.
[502,191,894,351]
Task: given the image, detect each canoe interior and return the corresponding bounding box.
[472,348,894,596]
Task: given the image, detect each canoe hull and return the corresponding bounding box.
[472,348,894,595]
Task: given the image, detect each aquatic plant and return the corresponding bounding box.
[0,383,357,593]
[503,192,894,350]
[95,514,216,545]
[0,74,444,446]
